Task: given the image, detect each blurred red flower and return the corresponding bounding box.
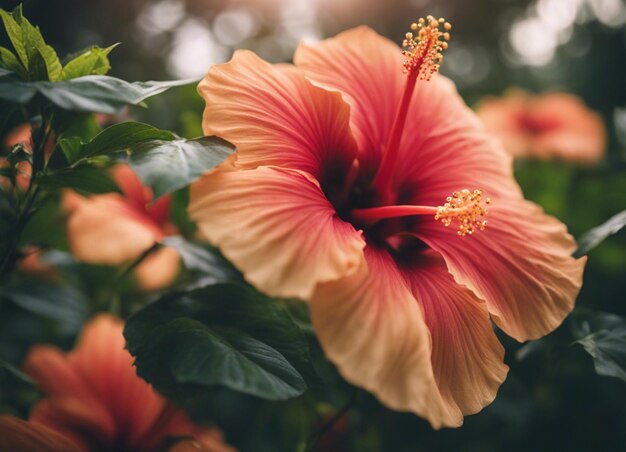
[476,89,606,163]
[63,164,180,291]
[0,314,234,452]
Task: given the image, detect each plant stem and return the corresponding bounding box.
[107,242,160,316]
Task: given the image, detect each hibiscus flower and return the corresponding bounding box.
[188,19,586,428]
[476,88,606,163]
[63,164,180,291]
[0,314,234,452]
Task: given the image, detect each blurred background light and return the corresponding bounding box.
[167,18,228,78]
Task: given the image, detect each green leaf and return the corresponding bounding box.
[0,47,26,79]
[57,137,83,164]
[32,41,62,81]
[37,164,119,194]
[124,284,318,401]
[572,311,626,383]
[82,121,176,157]
[0,75,193,112]
[59,44,119,80]
[0,77,36,103]
[162,236,241,286]
[0,7,28,70]
[127,136,234,199]
[1,5,62,81]
[576,209,626,257]
[51,110,102,141]
[28,45,50,81]
[0,279,89,335]
[34,75,194,113]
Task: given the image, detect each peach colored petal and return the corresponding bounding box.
[415,199,586,341]
[30,398,116,450]
[0,415,81,452]
[23,346,94,400]
[294,26,404,174]
[311,246,459,428]
[189,166,365,299]
[69,315,167,446]
[198,50,359,180]
[401,252,508,421]
[134,246,181,292]
[63,192,163,265]
[23,315,223,451]
[23,346,116,448]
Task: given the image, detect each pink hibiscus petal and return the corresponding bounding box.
[295,26,404,175]
[415,199,586,341]
[400,252,508,423]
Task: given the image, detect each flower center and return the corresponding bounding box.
[372,16,451,203]
[326,19,489,242]
[351,189,490,237]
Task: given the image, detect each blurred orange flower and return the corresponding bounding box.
[0,314,234,452]
[476,89,606,163]
[2,123,37,191]
[0,415,81,452]
[63,164,180,291]
[1,123,57,190]
[189,21,585,428]
[17,246,57,280]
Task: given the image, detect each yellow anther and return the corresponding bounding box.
[434,189,490,237]
[401,16,452,80]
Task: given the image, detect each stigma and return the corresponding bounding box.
[435,189,490,236]
[402,16,451,80]
[350,188,490,238]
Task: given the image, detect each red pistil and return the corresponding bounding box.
[351,189,490,237]
[371,17,451,203]
[372,70,419,203]
[351,204,437,224]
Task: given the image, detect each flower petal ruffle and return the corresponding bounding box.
[294,26,403,175]
[198,50,359,181]
[311,246,460,428]
[189,166,365,299]
[415,199,586,341]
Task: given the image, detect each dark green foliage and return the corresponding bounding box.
[124,284,319,400]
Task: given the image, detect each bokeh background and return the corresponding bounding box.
[1,0,626,450]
